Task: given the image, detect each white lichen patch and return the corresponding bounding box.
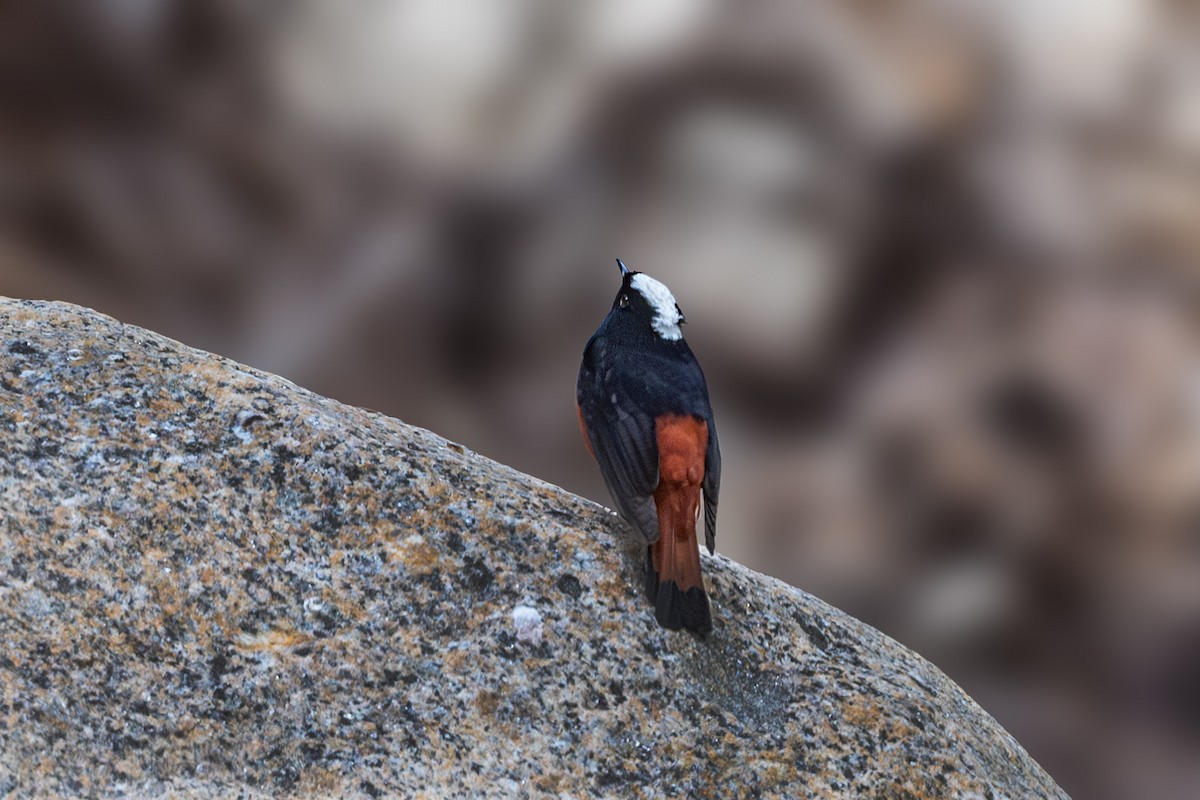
[630,273,684,341]
[511,605,543,644]
[234,628,315,654]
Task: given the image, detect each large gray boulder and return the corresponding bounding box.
[0,298,1067,798]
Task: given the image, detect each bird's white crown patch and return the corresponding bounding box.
[630,273,684,341]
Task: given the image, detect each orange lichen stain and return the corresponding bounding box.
[387,535,441,575]
[393,636,428,662]
[0,681,16,730]
[442,649,469,673]
[843,696,879,729]
[258,531,289,564]
[167,715,213,751]
[112,757,144,781]
[871,761,963,800]
[599,618,623,638]
[639,697,664,726]
[844,694,920,743]
[51,505,78,530]
[85,526,113,544]
[105,632,130,655]
[474,689,501,718]
[327,590,367,622]
[233,628,314,652]
[142,546,168,564]
[757,759,788,787]
[587,566,625,603]
[534,770,565,794]
[143,564,188,618]
[297,767,341,794]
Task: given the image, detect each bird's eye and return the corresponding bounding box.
[619,294,630,309]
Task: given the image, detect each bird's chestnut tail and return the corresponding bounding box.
[644,414,712,634]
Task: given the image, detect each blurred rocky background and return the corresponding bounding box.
[1,1,1198,798]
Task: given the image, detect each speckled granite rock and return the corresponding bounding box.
[0,297,1068,799]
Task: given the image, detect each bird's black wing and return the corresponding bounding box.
[577,334,661,543]
[702,416,720,553]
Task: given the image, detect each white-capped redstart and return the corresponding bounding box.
[576,259,720,634]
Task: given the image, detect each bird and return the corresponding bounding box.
[576,258,720,634]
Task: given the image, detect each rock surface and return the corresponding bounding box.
[0,297,1068,799]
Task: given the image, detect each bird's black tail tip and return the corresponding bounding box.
[645,549,712,635]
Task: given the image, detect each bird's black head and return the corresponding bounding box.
[607,259,686,343]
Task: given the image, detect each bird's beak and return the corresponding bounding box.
[616,258,630,276]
